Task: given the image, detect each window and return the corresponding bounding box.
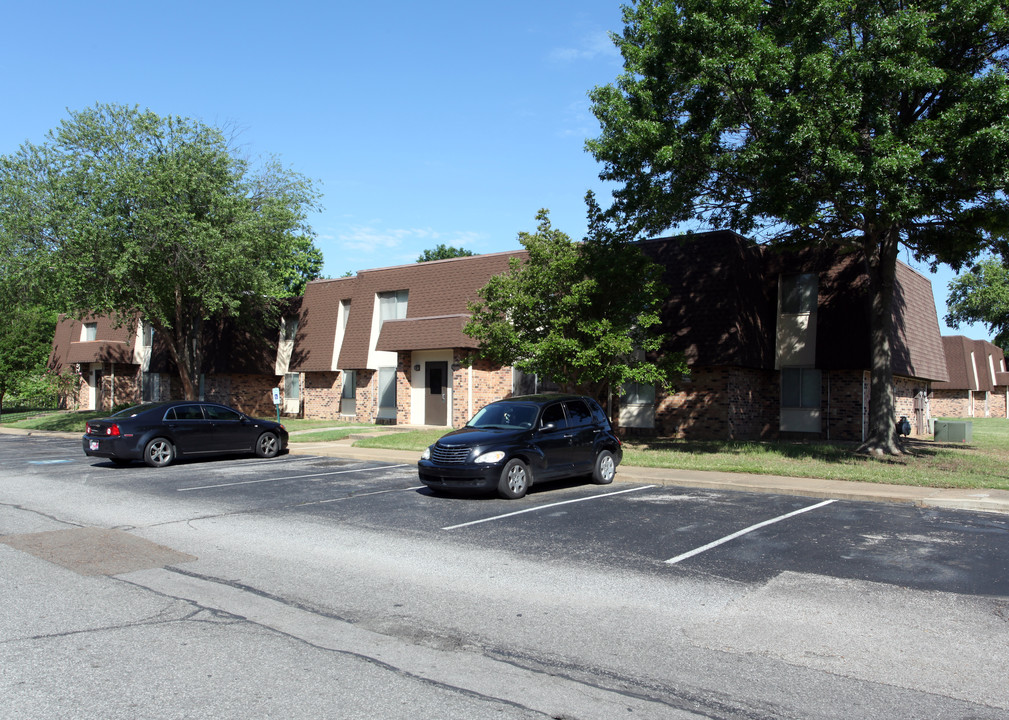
[622,381,656,405]
[378,367,397,409]
[283,317,299,342]
[564,400,593,426]
[378,290,408,325]
[284,372,300,401]
[167,405,205,420]
[143,322,154,347]
[342,370,357,399]
[541,403,567,429]
[341,370,357,415]
[780,273,818,314]
[204,405,240,422]
[781,368,821,408]
[82,322,97,342]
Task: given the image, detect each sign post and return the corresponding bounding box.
[272,387,281,423]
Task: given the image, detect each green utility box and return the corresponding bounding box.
[933,420,973,443]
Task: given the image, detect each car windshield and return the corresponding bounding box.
[467,402,538,430]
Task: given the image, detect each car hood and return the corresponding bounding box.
[435,426,526,447]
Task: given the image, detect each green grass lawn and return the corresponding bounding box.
[345,417,1009,491]
[6,410,1009,490]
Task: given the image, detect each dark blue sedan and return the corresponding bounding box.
[83,401,288,467]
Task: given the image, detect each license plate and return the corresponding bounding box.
[89,441,99,451]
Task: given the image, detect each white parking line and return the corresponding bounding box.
[442,485,657,531]
[178,464,412,491]
[665,498,837,565]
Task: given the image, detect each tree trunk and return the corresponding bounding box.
[858,229,902,456]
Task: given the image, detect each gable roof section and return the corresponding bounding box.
[934,336,1005,391]
[891,263,948,382]
[317,251,524,370]
[289,276,356,372]
[51,315,136,368]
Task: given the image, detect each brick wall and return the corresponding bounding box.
[452,355,512,427]
[653,367,730,439]
[726,367,778,439]
[823,370,864,441]
[355,369,377,423]
[303,371,342,419]
[992,388,1008,419]
[931,389,971,418]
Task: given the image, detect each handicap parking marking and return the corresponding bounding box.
[441,485,657,531]
[178,463,413,492]
[665,498,837,565]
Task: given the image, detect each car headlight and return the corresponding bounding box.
[421,447,431,460]
[475,450,506,464]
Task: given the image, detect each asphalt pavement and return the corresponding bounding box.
[6,425,1008,515]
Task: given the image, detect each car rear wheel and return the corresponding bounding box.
[144,438,175,468]
[498,458,530,499]
[256,431,280,458]
[592,449,616,484]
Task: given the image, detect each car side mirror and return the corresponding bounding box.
[540,422,556,432]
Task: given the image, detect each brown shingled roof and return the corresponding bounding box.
[934,336,1005,391]
[375,315,476,352]
[289,251,523,371]
[51,315,136,367]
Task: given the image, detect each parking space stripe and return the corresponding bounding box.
[665,498,837,565]
[178,464,412,491]
[442,485,657,531]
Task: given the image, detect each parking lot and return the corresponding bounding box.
[8,432,1008,598]
[16,376,999,714]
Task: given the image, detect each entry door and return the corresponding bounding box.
[425,362,449,426]
[90,369,104,411]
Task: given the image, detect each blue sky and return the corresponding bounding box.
[1,0,993,341]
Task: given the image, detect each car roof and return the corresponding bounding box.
[493,393,594,405]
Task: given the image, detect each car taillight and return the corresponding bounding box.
[106,424,120,437]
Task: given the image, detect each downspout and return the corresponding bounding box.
[468,365,473,421]
[110,364,115,409]
[826,371,830,442]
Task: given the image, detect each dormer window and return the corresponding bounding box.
[378,290,408,325]
[82,322,97,341]
[780,273,817,315]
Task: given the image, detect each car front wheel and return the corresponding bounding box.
[591,449,616,484]
[256,431,280,458]
[144,438,175,468]
[498,458,530,499]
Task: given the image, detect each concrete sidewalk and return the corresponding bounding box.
[5,426,1007,515]
[290,438,1009,515]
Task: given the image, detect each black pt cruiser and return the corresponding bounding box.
[418,393,622,499]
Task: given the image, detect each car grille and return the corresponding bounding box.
[430,445,472,464]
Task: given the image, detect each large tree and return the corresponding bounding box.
[946,257,1009,351]
[588,0,1009,454]
[464,198,687,404]
[0,104,321,400]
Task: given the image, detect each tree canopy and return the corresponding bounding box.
[588,0,1009,454]
[417,244,476,263]
[464,198,687,404]
[946,257,1009,351]
[0,104,322,400]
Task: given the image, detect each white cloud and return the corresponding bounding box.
[549,31,619,63]
[337,226,487,254]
